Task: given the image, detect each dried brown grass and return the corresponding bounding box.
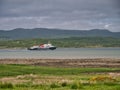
[0,58,120,67]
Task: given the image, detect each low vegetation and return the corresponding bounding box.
[0,37,120,48]
[0,64,120,90]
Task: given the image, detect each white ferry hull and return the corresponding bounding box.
[27,43,56,50]
[27,47,56,50]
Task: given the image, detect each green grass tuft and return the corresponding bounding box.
[0,82,14,89]
[50,83,60,88]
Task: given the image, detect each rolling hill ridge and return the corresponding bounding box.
[0,28,120,39]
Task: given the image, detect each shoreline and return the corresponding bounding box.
[0,58,120,68]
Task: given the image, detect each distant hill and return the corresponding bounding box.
[0,28,120,39]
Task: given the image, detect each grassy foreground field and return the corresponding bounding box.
[0,64,120,90]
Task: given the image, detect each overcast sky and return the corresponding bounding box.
[0,0,120,32]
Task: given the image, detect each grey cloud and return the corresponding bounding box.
[114,0,120,8]
[0,0,120,32]
[0,0,117,17]
[115,0,120,16]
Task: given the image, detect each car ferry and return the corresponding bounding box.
[27,42,56,50]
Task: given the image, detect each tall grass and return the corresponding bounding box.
[0,64,120,78]
[0,64,120,90]
[0,83,14,89]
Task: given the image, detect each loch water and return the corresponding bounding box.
[0,48,120,59]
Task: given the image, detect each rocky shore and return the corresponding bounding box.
[0,58,120,68]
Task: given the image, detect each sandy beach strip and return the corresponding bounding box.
[0,58,120,68]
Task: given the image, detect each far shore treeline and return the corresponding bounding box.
[0,37,120,48]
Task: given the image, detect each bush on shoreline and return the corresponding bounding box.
[0,37,120,48]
